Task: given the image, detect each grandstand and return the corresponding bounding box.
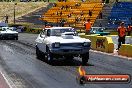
[41,0,104,29]
[108,2,132,28]
[6,0,131,29]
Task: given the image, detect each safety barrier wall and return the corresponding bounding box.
[118,44,132,57]
[79,33,114,53]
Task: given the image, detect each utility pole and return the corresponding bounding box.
[14,3,17,24]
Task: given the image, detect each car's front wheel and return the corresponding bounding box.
[36,46,46,61]
[15,37,18,40]
[81,52,89,65]
[0,37,3,40]
[45,47,53,64]
[36,46,41,59]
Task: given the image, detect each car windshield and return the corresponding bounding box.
[2,27,14,31]
[97,28,104,32]
[50,28,78,36]
[91,27,104,32]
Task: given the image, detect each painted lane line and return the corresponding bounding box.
[0,69,17,88]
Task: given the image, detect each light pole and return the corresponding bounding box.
[14,3,17,24]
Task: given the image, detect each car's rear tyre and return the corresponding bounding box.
[45,47,53,64]
[81,52,89,65]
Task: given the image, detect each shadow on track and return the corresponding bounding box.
[37,57,94,66]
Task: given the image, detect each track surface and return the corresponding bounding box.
[0,33,132,88]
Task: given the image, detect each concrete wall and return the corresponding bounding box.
[79,33,114,53]
[118,44,132,57]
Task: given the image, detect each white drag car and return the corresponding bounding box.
[35,27,91,64]
[0,27,18,40]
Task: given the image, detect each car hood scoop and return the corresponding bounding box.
[61,32,74,39]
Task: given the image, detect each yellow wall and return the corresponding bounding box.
[118,44,132,57]
[79,34,114,53]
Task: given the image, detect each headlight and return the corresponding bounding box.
[83,42,90,47]
[54,42,60,48]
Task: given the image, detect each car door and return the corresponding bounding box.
[36,29,47,53]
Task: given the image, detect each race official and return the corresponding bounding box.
[84,19,91,35]
[117,22,127,50]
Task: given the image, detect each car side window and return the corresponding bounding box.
[47,29,50,36]
[44,29,47,36]
[2,28,6,31]
[40,30,46,38]
[43,29,50,36]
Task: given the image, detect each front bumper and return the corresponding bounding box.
[50,47,90,55]
[0,34,18,39]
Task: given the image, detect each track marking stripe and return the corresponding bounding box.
[0,70,17,88]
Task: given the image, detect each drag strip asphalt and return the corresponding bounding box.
[0,33,132,88]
